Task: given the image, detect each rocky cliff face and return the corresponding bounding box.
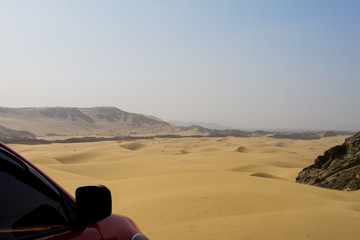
[296,132,360,191]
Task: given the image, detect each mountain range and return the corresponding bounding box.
[169,120,231,130]
[0,107,355,141]
[0,107,185,137]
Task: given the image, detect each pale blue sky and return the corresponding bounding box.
[1,1,359,130]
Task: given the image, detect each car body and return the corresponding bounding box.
[0,142,148,240]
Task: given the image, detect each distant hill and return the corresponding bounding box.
[0,107,184,137]
[271,131,355,140]
[169,120,231,130]
[296,132,360,190]
[0,107,355,142]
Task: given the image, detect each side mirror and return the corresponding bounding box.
[75,185,112,225]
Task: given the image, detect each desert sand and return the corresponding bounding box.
[9,136,360,240]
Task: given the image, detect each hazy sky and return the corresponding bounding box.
[1,1,359,130]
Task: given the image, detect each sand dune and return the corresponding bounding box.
[119,142,147,151]
[9,136,360,240]
[249,172,284,179]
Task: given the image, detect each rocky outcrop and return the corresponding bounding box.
[296,132,360,190]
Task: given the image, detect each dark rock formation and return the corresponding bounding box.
[296,132,360,190]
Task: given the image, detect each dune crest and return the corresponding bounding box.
[250,172,283,180]
[120,142,146,151]
[235,146,249,153]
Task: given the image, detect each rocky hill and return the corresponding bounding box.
[296,132,360,191]
[0,107,183,137]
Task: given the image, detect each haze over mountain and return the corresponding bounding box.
[169,120,230,130]
[0,107,184,137]
[0,106,271,140]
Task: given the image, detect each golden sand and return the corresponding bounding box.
[10,136,360,240]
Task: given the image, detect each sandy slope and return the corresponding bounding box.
[10,136,360,240]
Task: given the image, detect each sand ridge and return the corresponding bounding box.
[9,136,360,240]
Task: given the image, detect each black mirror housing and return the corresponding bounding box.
[76,185,112,225]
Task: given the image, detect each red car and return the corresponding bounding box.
[0,142,148,240]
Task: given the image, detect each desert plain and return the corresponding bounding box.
[9,135,360,240]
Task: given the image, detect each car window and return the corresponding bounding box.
[0,149,70,239]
